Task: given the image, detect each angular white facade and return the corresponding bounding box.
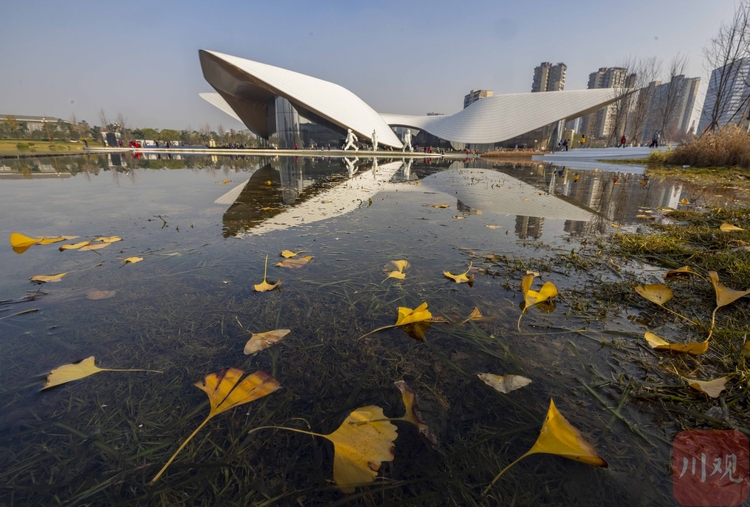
[200,50,626,148]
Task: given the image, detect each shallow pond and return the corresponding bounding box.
[0,154,741,506]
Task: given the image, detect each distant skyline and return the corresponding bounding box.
[0,0,739,131]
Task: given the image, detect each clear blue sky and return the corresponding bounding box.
[0,0,738,130]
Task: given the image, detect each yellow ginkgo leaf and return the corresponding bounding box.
[478,373,532,394]
[685,377,727,398]
[385,260,409,273]
[325,406,398,493]
[276,256,313,269]
[462,307,496,324]
[484,399,606,494]
[485,225,501,229]
[244,329,290,355]
[94,236,123,243]
[395,302,432,326]
[444,263,474,283]
[680,198,690,205]
[121,257,143,264]
[522,273,558,309]
[79,243,110,251]
[634,284,674,306]
[709,271,750,308]
[385,270,406,280]
[150,369,281,484]
[453,215,465,220]
[10,232,43,254]
[254,255,280,292]
[720,222,744,232]
[60,241,90,251]
[280,250,305,258]
[643,332,708,356]
[248,405,397,493]
[43,356,161,390]
[10,232,42,248]
[382,260,409,282]
[394,380,438,449]
[430,204,450,208]
[663,266,695,280]
[360,302,432,341]
[30,273,67,283]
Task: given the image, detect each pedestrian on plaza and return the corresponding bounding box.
[620,134,627,148]
[563,139,569,151]
[580,135,586,148]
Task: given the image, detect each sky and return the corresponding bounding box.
[0,0,740,131]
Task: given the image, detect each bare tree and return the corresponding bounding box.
[217,124,226,141]
[200,123,212,143]
[605,59,638,146]
[98,108,109,131]
[701,0,750,134]
[627,57,662,145]
[658,54,690,141]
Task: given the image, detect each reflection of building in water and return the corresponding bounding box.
[268,97,345,149]
[277,157,304,204]
[515,216,544,239]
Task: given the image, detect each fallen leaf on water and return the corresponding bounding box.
[280,250,305,258]
[643,332,708,356]
[484,399,606,494]
[634,284,673,306]
[396,304,432,326]
[360,302,432,341]
[462,307,496,324]
[709,271,750,308]
[444,263,474,284]
[430,204,450,208]
[326,406,398,492]
[248,405,397,493]
[30,273,67,283]
[10,232,77,253]
[521,273,558,310]
[478,373,532,394]
[720,222,743,232]
[150,369,280,484]
[276,256,313,269]
[254,255,280,292]
[663,266,695,280]
[43,356,161,390]
[79,243,110,251]
[485,225,501,229]
[87,290,116,300]
[94,236,123,243]
[121,257,143,264]
[453,215,465,220]
[244,329,290,355]
[684,377,727,398]
[394,380,438,449]
[680,198,690,205]
[10,232,42,249]
[60,241,90,251]
[222,179,230,184]
[383,260,409,281]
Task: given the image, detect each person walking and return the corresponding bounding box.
[619,134,627,148]
[580,135,586,148]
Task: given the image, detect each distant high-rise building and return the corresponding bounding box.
[698,57,750,133]
[582,67,634,139]
[638,76,701,140]
[532,62,567,92]
[463,89,493,109]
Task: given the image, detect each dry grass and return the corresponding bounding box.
[662,126,750,168]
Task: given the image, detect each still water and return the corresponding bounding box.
[0,154,737,505]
